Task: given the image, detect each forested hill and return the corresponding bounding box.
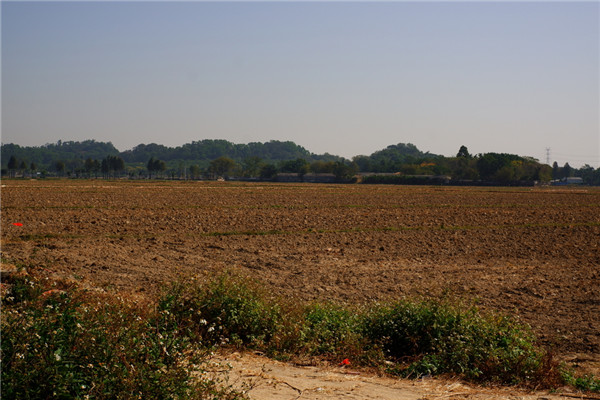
[119,140,338,163]
[1,139,342,168]
[3,139,599,185]
[1,140,120,167]
[353,143,435,172]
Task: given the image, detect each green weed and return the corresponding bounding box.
[362,300,545,383]
[1,274,245,400]
[3,271,597,396]
[562,369,600,392]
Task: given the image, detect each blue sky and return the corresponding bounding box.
[2,1,599,167]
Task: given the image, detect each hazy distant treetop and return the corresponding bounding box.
[457,145,471,158]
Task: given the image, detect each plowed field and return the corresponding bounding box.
[2,180,599,373]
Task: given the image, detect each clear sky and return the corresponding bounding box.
[2,1,599,167]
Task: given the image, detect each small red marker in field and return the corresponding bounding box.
[12,222,23,227]
[41,289,65,298]
[339,358,350,366]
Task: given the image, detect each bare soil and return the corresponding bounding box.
[2,180,600,397]
[211,350,577,400]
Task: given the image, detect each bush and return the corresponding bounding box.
[157,273,283,348]
[1,274,244,400]
[158,274,560,386]
[298,303,365,359]
[562,370,600,392]
[4,271,595,395]
[362,300,545,383]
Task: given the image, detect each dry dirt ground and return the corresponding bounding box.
[2,180,600,398]
[210,351,583,400]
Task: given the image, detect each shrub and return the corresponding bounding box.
[1,274,245,400]
[4,271,594,395]
[562,370,600,392]
[298,303,364,359]
[362,300,546,383]
[157,273,283,348]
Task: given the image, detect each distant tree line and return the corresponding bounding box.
[2,140,600,185]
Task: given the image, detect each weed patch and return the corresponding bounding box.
[1,273,245,400]
[3,271,598,396]
[156,274,585,389]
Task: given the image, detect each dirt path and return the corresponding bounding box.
[214,351,578,400]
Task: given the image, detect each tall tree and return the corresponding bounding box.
[147,157,166,178]
[552,161,560,180]
[563,162,573,178]
[208,156,236,179]
[242,156,264,178]
[189,164,201,179]
[457,145,471,158]
[55,160,66,176]
[7,155,17,177]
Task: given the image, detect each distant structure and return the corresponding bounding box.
[546,148,551,165]
[551,177,583,185]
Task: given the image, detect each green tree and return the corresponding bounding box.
[84,158,100,178]
[7,155,17,170]
[101,158,109,177]
[55,160,66,176]
[208,156,236,179]
[457,145,471,158]
[147,157,166,179]
[563,162,573,178]
[537,164,553,182]
[552,161,560,180]
[100,155,125,178]
[189,164,201,179]
[7,155,17,177]
[332,161,358,182]
[242,156,264,178]
[259,164,278,180]
[279,158,309,176]
[352,155,372,172]
[147,157,157,178]
[310,160,334,174]
[476,153,522,181]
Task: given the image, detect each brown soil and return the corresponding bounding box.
[211,350,577,400]
[2,180,600,393]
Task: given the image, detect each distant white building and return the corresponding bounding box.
[551,177,583,185]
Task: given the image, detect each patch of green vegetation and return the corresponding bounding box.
[2,205,97,209]
[157,273,571,388]
[202,229,288,237]
[3,271,597,396]
[362,300,547,383]
[18,233,61,241]
[1,274,246,400]
[562,370,600,392]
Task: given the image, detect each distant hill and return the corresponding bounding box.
[119,140,340,164]
[1,140,120,168]
[4,139,594,185]
[353,143,439,172]
[0,139,343,170]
